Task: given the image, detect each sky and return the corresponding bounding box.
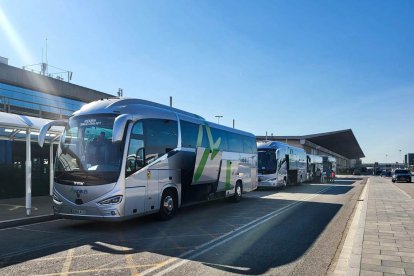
[0,0,413,163]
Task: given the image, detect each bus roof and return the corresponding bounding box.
[72,98,255,137]
[257,141,305,152]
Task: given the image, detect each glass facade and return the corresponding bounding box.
[0,82,85,118]
[0,81,87,198]
[0,141,56,199]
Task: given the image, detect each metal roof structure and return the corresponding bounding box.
[0,111,63,215]
[0,111,63,142]
[257,129,365,159]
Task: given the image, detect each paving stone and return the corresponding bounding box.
[337,178,414,275]
[382,250,414,257]
[398,247,414,253]
[364,254,401,262]
[365,241,381,246]
[401,256,414,263]
[364,248,381,255]
[382,260,414,269]
[362,257,382,265]
[360,270,383,276]
[360,263,405,274]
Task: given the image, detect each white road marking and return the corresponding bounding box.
[141,185,334,276]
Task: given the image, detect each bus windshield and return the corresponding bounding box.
[55,115,124,185]
[258,149,277,174]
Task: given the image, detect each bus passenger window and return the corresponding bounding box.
[144,119,178,163]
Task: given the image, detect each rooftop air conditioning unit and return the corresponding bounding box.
[0,56,8,65]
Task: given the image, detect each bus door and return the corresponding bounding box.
[276,153,287,185]
[124,122,146,216]
[217,160,239,196]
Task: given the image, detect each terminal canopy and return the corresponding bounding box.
[0,111,63,143]
[257,129,365,160]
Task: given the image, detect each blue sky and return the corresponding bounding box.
[0,0,413,163]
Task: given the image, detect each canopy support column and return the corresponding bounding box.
[49,142,53,196]
[25,128,32,216]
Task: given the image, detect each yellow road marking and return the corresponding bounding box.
[34,264,158,276]
[60,248,74,276]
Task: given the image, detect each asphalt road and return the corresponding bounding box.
[393,179,414,199]
[0,177,365,276]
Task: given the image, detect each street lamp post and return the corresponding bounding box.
[399,149,402,168]
[215,115,223,124]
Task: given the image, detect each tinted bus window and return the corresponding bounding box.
[181,121,198,148]
[144,119,178,162]
[228,133,243,153]
[211,128,228,151]
[243,136,256,154]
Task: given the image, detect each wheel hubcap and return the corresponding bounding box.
[163,196,174,212]
[236,186,241,196]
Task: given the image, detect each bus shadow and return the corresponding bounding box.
[256,183,355,195]
[0,196,343,275]
[198,201,342,275]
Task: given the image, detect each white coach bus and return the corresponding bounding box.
[38,98,258,221]
[257,141,306,188]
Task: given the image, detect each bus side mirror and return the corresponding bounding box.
[112,114,135,143]
[38,120,67,148]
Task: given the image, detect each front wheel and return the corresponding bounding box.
[233,182,242,203]
[158,190,177,220]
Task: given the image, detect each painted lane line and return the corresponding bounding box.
[140,185,334,276]
[154,187,333,276]
[15,226,60,234]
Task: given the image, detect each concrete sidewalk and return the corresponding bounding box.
[334,176,414,275]
[0,196,55,229]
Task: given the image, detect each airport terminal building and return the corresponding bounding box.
[256,129,365,173]
[0,57,365,200]
[0,59,113,199]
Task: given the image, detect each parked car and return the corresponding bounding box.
[392,169,412,183]
[353,169,361,175]
[381,170,392,177]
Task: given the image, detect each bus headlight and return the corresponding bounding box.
[98,195,123,205]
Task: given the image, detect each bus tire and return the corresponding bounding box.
[158,189,177,220]
[233,181,243,203]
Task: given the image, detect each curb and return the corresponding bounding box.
[0,214,56,230]
[332,178,369,275]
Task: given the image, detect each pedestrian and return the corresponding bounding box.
[331,170,335,183]
[326,167,331,183]
[316,168,321,183]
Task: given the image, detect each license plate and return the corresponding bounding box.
[70,209,86,215]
